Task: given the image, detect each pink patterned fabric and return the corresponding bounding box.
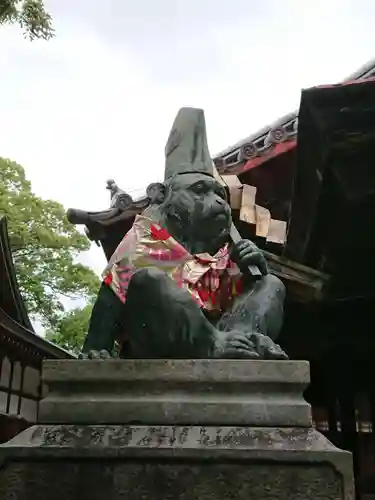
[102,215,243,313]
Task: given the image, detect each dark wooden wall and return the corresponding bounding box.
[281,298,375,500]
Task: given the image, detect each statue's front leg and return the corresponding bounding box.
[80,282,125,358]
[217,274,288,360]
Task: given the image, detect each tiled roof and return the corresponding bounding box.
[214,58,375,176]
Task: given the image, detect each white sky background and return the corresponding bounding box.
[1,0,375,281]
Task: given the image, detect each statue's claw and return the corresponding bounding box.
[78,349,112,360]
[266,344,289,360]
[99,349,112,359]
[214,330,288,360]
[214,330,261,359]
[248,332,289,360]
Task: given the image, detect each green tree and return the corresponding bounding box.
[46,303,94,355]
[0,0,54,40]
[0,157,100,329]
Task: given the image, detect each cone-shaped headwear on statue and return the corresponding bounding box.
[164,107,214,181]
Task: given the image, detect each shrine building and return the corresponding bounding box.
[66,58,375,499]
[0,216,74,444]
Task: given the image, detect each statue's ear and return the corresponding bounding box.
[146,182,166,205]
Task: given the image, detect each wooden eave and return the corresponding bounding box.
[0,216,76,361]
[0,217,33,331]
[285,76,375,264]
[0,308,74,365]
[264,251,329,303]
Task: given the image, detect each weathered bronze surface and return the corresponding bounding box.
[81,108,287,360]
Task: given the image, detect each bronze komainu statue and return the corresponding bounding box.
[81,108,287,360]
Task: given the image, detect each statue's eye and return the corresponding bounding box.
[192,182,206,194]
[216,188,227,200]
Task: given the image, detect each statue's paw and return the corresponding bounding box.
[78,349,112,360]
[266,343,288,360]
[248,333,288,360]
[214,330,261,359]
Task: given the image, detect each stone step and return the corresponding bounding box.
[0,424,354,500]
[39,359,312,427]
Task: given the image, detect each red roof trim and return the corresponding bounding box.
[314,75,375,89]
[224,139,296,177]
[241,140,296,174]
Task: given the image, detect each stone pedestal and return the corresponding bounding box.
[0,359,354,500]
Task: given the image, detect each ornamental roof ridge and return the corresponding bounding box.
[213,58,375,166]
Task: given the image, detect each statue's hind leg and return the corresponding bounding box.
[123,267,215,358]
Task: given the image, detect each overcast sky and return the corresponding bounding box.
[1,0,375,277]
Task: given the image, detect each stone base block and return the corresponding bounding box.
[0,425,354,500]
[39,359,312,427]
